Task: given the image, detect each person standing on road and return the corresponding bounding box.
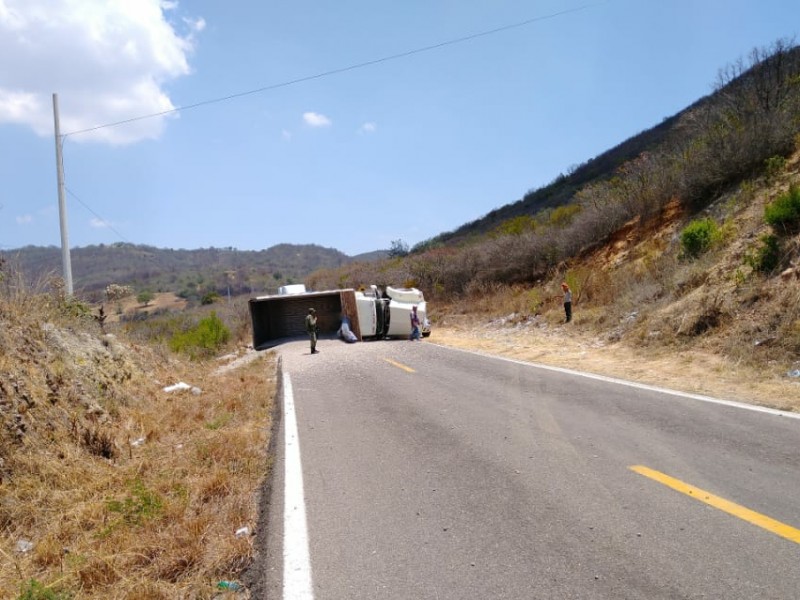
[410,305,422,341]
[561,282,573,323]
[305,308,319,353]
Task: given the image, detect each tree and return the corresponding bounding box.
[388,239,410,258]
[137,290,154,307]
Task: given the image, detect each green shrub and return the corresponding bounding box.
[169,311,230,359]
[525,288,543,314]
[61,295,92,319]
[764,155,786,182]
[18,579,71,600]
[548,204,582,228]
[201,291,220,305]
[764,185,800,232]
[106,480,163,526]
[206,412,233,430]
[745,234,781,274]
[137,290,154,306]
[492,215,537,237]
[680,218,719,258]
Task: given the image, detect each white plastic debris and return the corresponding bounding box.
[16,539,33,553]
[235,526,250,538]
[163,382,192,393]
[131,437,146,447]
[162,382,202,395]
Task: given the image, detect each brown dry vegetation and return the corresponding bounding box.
[0,275,275,599]
[423,151,800,412]
[423,152,800,411]
[104,292,188,324]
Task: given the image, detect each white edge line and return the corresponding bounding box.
[437,344,800,420]
[283,373,315,599]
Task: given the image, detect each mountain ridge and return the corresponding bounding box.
[1,242,387,300]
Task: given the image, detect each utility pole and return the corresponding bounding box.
[53,93,73,295]
[225,270,236,303]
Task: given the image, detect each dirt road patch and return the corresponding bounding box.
[104,292,188,323]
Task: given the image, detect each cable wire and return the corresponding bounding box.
[65,2,604,137]
[65,186,132,244]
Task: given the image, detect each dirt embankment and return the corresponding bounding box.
[0,303,274,599]
[430,317,800,413]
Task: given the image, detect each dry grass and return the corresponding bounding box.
[104,292,188,324]
[0,279,276,599]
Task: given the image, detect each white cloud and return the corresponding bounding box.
[16,214,33,224]
[0,0,203,145]
[90,217,110,228]
[183,16,206,33]
[359,121,377,134]
[303,112,332,127]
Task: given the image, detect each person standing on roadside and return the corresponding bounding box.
[561,282,572,323]
[409,305,422,341]
[305,307,319,353]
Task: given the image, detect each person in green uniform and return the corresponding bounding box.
[305,307,319,354]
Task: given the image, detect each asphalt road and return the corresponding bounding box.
[257,337,800,600]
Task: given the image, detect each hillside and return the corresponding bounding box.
[1,242,381,301]
[431,149,800,411]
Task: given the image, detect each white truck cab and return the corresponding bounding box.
[355,285,430,339]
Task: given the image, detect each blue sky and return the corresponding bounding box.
[1,0,798,256]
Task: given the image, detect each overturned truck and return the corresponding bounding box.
[249,285,430,350]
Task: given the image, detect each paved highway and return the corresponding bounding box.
[258,338,800,599]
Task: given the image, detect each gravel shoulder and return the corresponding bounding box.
[428,318,800,413]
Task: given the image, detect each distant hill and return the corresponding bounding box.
[1,242,381,300]
[350,249,390,263]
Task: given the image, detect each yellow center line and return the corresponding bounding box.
[384,358,415,373]
[630,465,800,545]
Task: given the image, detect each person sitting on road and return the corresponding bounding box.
[338,314,357,343]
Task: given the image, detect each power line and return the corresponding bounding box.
[65,186,133,244]
[64,2,605,138]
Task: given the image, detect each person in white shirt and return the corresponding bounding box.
[561,282,572,323]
